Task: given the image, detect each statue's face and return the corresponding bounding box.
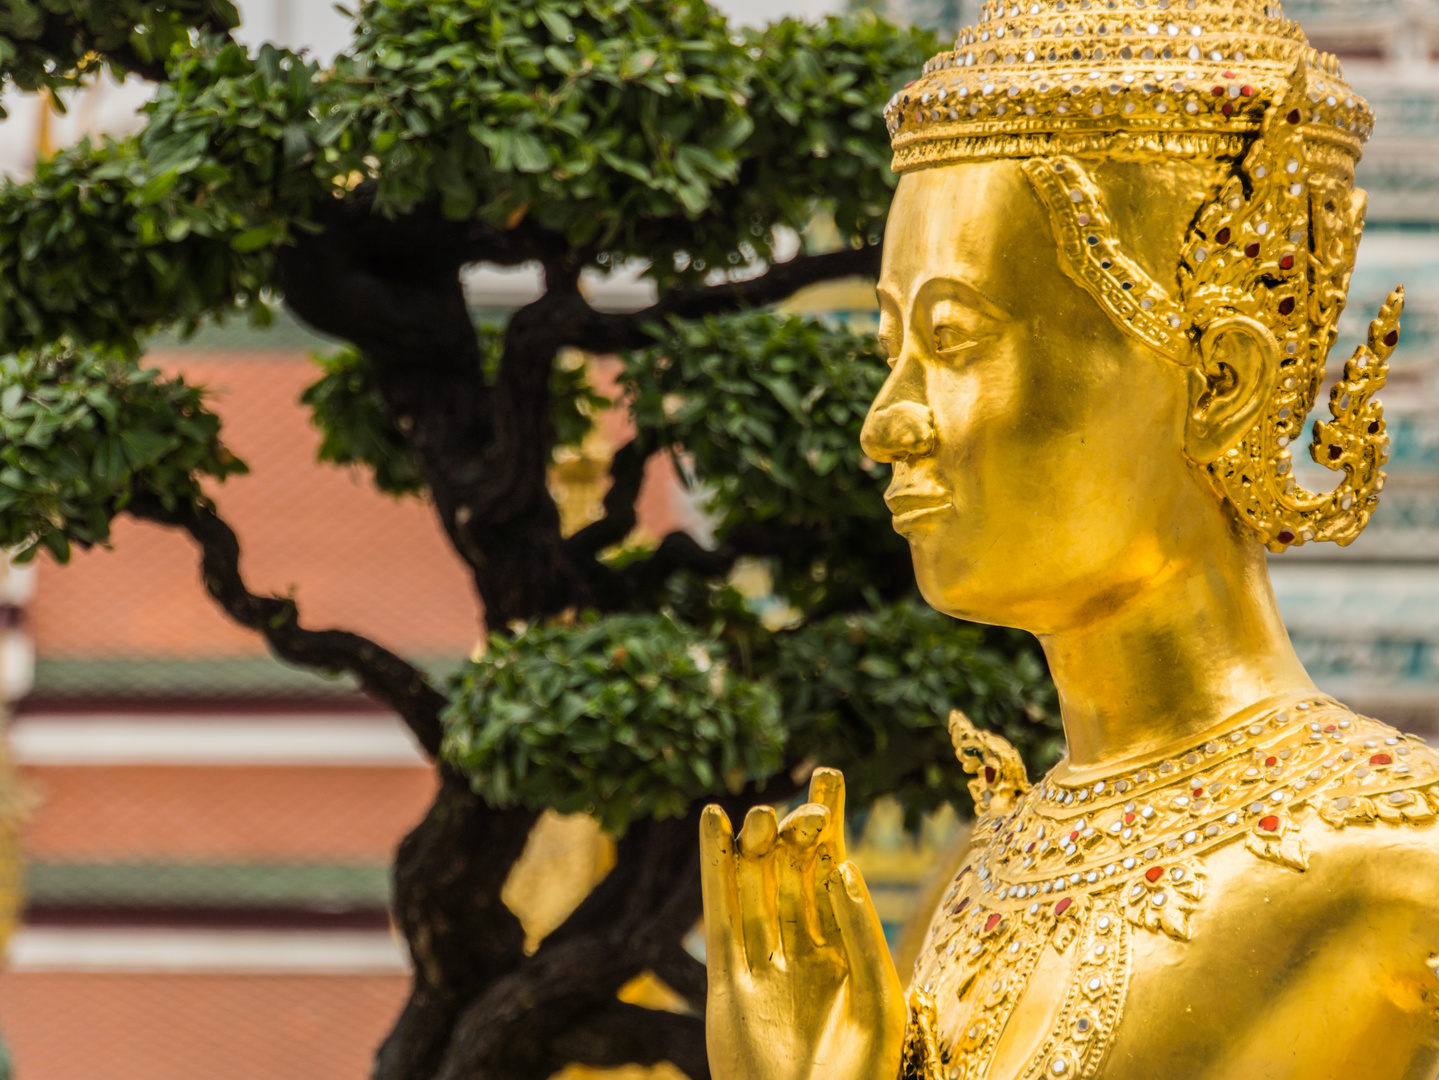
[864,161,1217,634]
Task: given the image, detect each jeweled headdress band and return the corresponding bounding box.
[884,0,1371,170]
[884,0,1402,553]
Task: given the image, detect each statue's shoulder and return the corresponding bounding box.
[1301,708,1439,903]
[1306,710,1439,831]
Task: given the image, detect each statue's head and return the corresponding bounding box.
[861,0,1403,632]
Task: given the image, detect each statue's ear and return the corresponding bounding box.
[1183,315,1280,465]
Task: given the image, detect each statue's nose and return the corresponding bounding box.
[861,399,937,463]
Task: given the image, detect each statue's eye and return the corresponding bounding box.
[934,324,977,355]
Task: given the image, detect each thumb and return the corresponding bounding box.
[825,861,903,1016]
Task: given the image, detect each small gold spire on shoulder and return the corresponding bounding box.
[949,709,1030,816]
[901,987,943,1080]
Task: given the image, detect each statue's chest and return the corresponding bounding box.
[911,871,1146,1080]
[906,705,1439,1080]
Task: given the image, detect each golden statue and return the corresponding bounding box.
[699,3,1436,1078]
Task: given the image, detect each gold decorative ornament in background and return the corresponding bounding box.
[702,2,1439,1078]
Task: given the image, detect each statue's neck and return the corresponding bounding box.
[1037,534,1316,783]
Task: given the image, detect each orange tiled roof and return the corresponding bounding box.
[0,970,408,1080]
[20,764,435,862]
[31,353,484,663]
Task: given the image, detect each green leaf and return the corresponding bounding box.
[537,8,573,41]
[510,132,550,174]
[230,223,280,252]
[136,169,179,206]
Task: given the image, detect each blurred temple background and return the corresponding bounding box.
[0,0,1435,1077]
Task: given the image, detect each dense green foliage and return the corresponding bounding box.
[0,1,930,355]
[444,613,786,833]
[301,346,427,497]
[443,596,1060,834]
[774,602,1062,820]
[0,0,239,98]
[0,345,242,562]
[628,313,888,534]
[625,310,912,611]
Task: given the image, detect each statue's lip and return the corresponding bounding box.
[889,498,952,526]
[885,485,950,516]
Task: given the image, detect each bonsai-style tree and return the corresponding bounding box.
[0,2,1060,1077]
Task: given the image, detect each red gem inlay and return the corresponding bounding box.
[1277,530,1296,544]
[985,913,1002,933]
[1280,254,1295,270]
[1055,897,1073,916]
[1245,242,1261,257]
[1216,227,1231,244]
[1259,815,1280,833]
[1241,85,1254,97]
[1368,421,1381,434]
[1370,753,1393,765]
[1278,296,1296,315]
[1325,725,1336,733]
[1145,866,1164,883]
[1192,787,1204,797]
[984,765,996,783]
[1124,812,1136,824]
[1026,842,1036,853]
[1287,108,1302,124]
[1223,70,1236,78]
[956,897,971,914]
[1265,756,1278,766]
[1384,330,1399,347]
[1070,830,1080,842]
[1211,85,1225,96]
[1328,444,1343,460]
[1222,102,1235,116]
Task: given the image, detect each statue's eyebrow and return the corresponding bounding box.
[915,276,1011,324]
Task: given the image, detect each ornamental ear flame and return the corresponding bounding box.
[1021,62,1402,552]
[1179,61,1401,551]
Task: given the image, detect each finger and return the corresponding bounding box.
[826,862,903,1017]
[808,767,848,865]
[699,804,744,978]
[736,806,780,968]
[776,803,830,957]
[806,769,847,942]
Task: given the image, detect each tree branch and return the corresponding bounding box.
[566,440,648,562]
[567,242,884,354]
[549,1004,708,1079]
[127,494,446,757]
[618,531,734,598]
[378,777,537,1080]
[432,792,796,1080]
[609,524,825,607]
[651,942,707,1015]
[278,214,591,628]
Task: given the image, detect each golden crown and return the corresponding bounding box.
[885,0,1372,170]
[884,0,1402,553]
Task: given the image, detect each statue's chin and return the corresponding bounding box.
[908,542,983,624]
[906,531,1035,630]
